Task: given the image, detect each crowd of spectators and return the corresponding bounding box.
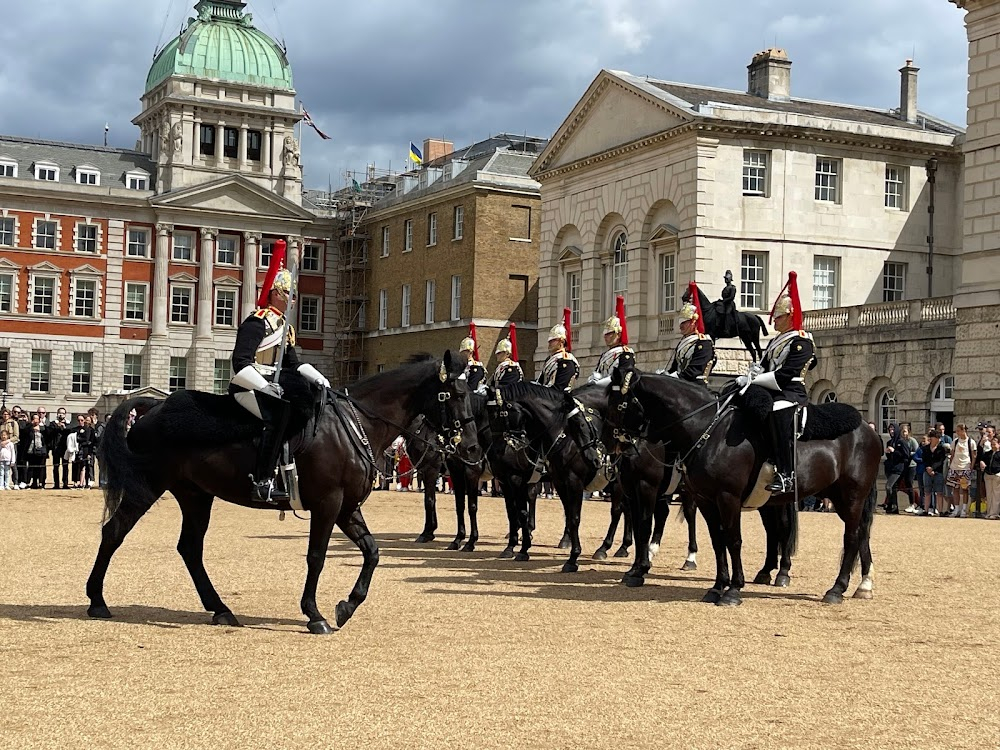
[0,404,107,490]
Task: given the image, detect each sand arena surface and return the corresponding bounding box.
[0,488,997,750]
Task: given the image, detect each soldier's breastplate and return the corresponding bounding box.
[254,316,286,372]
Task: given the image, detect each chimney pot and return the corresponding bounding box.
[747,48,792,101]
[899,60,920,124]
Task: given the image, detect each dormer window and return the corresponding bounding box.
[125,170,150,191]
[0,158,16,178]
[76,165,101,186]
[33,162,59,182]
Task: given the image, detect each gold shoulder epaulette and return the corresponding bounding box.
[253,308,269,319]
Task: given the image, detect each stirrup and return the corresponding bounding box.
[766,473,794,493]
[251,477,284,505]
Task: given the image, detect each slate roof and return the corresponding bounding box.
[0,135,157,188]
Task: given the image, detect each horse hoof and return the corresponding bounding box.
[592,547,609,560]
[308,618,335,635]
[852,588,873,600]
[335,600,354,628]
[212,611,242,627]
[561,561,579,574]
[822,589,845,605]
[414,533,435,544]
[446,541,460,551]
[498,548,514,560]
[701,589,722,604]
[774,574,791,588]
[513,552,530,562]
[752,571,772,585]
[461,542,476,553]
[87,605,112,619]
[717,589,743,607]
[680,560,698,572]
[557,536,571,550]
[613,546,630,559]
[622,574,645,588]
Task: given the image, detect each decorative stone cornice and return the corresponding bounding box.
[200,227,219,239]
[155,223,173,235]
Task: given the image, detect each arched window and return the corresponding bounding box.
[611,230,628,305]
[822,391,838,404]
[877,388,897,434]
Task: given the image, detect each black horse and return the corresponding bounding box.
[87,353,480,634]
[682,285,768,362]
[608,363,880,606]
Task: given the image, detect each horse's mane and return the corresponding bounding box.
[500,381,571,407]
[348,356,436,392]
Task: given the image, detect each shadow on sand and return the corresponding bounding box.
[0,602,305,630]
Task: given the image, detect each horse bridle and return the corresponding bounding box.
[566,398,608,472]
[433,387,478,460]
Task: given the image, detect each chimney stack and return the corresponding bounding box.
[423,138,454,164]
[899,59,919,123]
[747,48,791,101]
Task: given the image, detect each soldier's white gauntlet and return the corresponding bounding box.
[232,364,271,391]
[298,362,331,389]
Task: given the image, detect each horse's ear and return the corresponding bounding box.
[443,349,453,376]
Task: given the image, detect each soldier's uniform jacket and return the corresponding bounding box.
[591,344,633,382]
[489,359,524,389]
[760,329,816,404]
[538,350,580,390]
[668,333,716,383]
[464,359,487,391]
[231,306,299,381]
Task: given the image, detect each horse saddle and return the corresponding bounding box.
[735,385,861,442]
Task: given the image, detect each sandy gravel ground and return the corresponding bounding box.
[0,488,997,750]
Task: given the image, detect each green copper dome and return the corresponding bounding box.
[145,1,293,93]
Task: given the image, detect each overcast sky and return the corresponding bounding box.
[0,0,970,191]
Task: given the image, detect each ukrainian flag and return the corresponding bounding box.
[409,142,423,164]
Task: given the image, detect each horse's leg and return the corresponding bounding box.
[415,470,438,543]
[173,490,239,626]
[753,506,779,585]
[447,472,467,551]
[499,482,517,559]
[334,506,380,629]
[594,488,623,560]
[616,493,633,558]
[775,502,797,588]
[697,501,730,604]
[681,493,699,571]
[300,504,339,634]
[622,482,653,587]
[557,481,583,573]
[647,494,670,565]
[852,483,877,601]
[86,488,161,619]
[461,471,480,552]
[514,483,534,562]
[717,497,746,606]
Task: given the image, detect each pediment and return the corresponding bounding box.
[649,223,680,243]
[215,275,241,287]
[168,272,198,284]
[29,260,63,273]
[534,71,696,175]
[152,175,314,221]
[559,245,582,262]
[71,264,103,276]
[0,257,20,270]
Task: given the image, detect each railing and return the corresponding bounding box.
[802,296,954,332]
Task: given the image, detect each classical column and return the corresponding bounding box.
[197,227,217,340]
[151,223,172,338]
[216,122,226,166]
[238,123,248,171]
[242,232,261,318]
[262,126,272,177]
[193,117,201,164]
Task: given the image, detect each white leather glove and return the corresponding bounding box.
[750,363,763,377]
[262,382,284,399]
[667,372,679,379]
[736,374,749,388]
[587,371,600,384]
[298,362,331,389]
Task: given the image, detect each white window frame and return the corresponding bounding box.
[299,295,321,333]
[814,157,841,203]
[170,284,194,324]
[302,243,322,272]
[566,270,581,326]
[33,162,59,182]
[611,230,628,307]
[172,231,195,262]
[378,289,388,330]
[882,261,906,302]
[877,388,898,435]
[76,166,101,186]
[30,273,58,315]
[75,222,100,254]
[214,287,237,327]
[812,256,839,310]
[168,356,187,392]
[659,252,676,313]
[123,353,143,391]
[427,213,437,246]
[453,205,464,240]
[213,359,232,395]
[71,351,93,394]
[71,276,100,319]
[29,351,51,393]
[740,251,767,311]
[216,234,239,265]
[0,215,16,247]
[404,219,413,253]
[127,227,149,258]
[743,149,769,196]
[885,165,906,210]
[260,239,277,269]
[450,275,461,321]
[0,270,15,313]
[401,284,411,328]
[34,219,58,250]
[0,159,17,178]
[124,282,148,322]
[381,226,389,258]
[425,279,435,324]
[125,170,149,191]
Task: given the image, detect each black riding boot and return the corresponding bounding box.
[251,399,292,503]
[765,409,795,493]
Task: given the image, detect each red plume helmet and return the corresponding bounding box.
[688,281,705,334]
[256,239,287,307]
[563,307,573,352]
[769,271,803,330]
[614,295,629,345]
[468,322,480,361]
[509,322,519,361]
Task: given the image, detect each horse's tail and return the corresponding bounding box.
[756,315,769,337]
[858,471,877,550]
[100,397,160,524]
[786,500,799,557]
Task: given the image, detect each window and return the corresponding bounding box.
[30,351,50,392]
[76,169,100,186]
[213,359,231,395]
[223,127,239,159]
[453,205,464,240]
[247,130,262,161]
[743,150,768,196]
[200,124,216,156]
[882,262,906,302]
[425,279,435,324]
[76,223,98,253]
[34,163,58,182]
[124,283,147,321]
[877,388,897,435]
[71,352,92,394]
[216,235,237,265]
[302,244,321,272]
[123,354,142,391]
[450,275,461,321]
[427,213,437,246]
[300,296,320,333]
[357,301,366,330]
[381,226,389,257]
[260,239,276,268]
[659,253,676,313]
[35,220,57,249]
[822,391,838,404]
[0,160,16,178]
[401,284,411,327]
[32,276,55,314]
[511,205,531,240]
[0,273,12,312]
[566,271,581,326]
[612,231,628,306]
[170,285,192,323]
[74,279,97,317]
[127,228,149,257]
[740,251,767,310]
[127,174,148,190]
[378,289,387,330]
[169,357,187,392]
[215,288,236,327]
[404,219,413,252]
[173,232,194,261]
[0,350,8,392]
[0,217,13,246]
[812,256,839,309]
[815,158,840,202]
[885,165,906,210]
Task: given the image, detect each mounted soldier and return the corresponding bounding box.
[737,271,817,493]
[588,295,633,387]
[712,269,739,339]
[458,323,487,393]
[229,239,330,503]
[489,322,524,389]
[538,308,580,391]
[666,282,716,385]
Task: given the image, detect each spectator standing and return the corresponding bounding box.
[906,434,931,513]
[88,408,105,487]
[899,425,919,510]
[982,436,1000,520]
[974,425,994,517]
[0,429,14,490]
[25,417,48,489]
[0,408,17,487]
[13,407,29,488]
[918,430,949,516]
[48,408,71,490]
[882,423,910,514]
[947,423,977,518]
[72,414,94,488]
